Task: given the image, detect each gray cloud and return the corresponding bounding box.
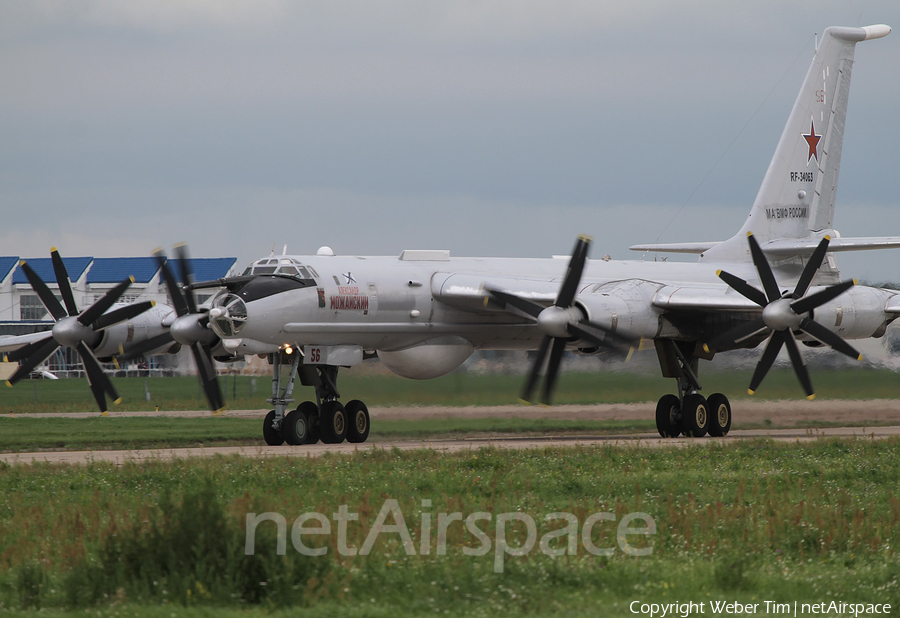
[1,0,898,280]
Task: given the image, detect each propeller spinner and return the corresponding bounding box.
[705,233,860,399]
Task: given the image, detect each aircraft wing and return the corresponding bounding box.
[651,285,759,312]
[432,273,558,314]
[435,272,761,316]
[0,331,53,355]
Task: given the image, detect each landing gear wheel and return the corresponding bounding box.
[656,394,681,438]
[263,410,284,446]
[283,403,314,445]
[305,403,321,445]
[706,393,731,437]
[681,393,709,438]
[345,400,370,443]
[320,400,348,444]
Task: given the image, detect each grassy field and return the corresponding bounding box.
[0,439,898,614]
[5,365,900,414]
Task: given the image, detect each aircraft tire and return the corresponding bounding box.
[283,406,312,445]
[263,410,285,446]
[706,393,731,437]
[305,403,321,445]
[655,394,681,438]
[345,400,370,443]
[681,393,709,438]
[320,401,348,444]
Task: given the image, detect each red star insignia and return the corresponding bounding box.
[802,120,821,163]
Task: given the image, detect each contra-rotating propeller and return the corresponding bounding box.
[485,236,633,405]
[705,233,860,399]
[116,245,225,412]
[3,249,154,413]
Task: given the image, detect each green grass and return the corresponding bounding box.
[0,439,898,614]
[5,365,900,414]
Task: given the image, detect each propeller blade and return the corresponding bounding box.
[521,336,552,403]
[567,320,632,353]
[116,332,175,362]
[19,261,67,321]
[705,317,769,353]
[154,249,189,317]
[91,301,155,331]
[4,334,55,363]
[77,342,119,413]
[174,244,198,314]
[541,337,568,405]
[486,288,544,319]
[556,236,591,308]
[6,338,60,385]
[790,279,855,315]
[782,331,814,399]
[798,318,863,361]
[191,342,225,412]
[748,332,785,394]
[717,270,768,307]
[747,233,782,303]
[51,248,79,316]
[77,277,133,326]
[793,237,831,298]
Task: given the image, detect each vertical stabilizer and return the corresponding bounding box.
[703,25,890,262]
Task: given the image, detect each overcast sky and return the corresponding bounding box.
[2,0,899,281]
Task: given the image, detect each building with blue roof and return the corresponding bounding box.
[0,255,237,326]
[12,256,92,285]
[0,257,18,284]
[87,257,161,284]
[167,258,237,284]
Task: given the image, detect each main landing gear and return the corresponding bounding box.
[261,351,371,446]
[654,340,732,438]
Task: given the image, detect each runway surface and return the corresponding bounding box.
[3,424,898,466]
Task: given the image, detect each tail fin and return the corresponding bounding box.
[703,25,891,262]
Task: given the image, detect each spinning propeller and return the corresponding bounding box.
[705,233,860,399]
[3,249,154,413]
[117,245,225,412]
[486,236,632,405]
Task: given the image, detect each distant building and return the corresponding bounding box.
[0,255,237,375]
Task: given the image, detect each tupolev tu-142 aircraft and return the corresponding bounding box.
[3,24,899,444]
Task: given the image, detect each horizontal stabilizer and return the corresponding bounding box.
[630,242,720,255]
[761,236,900,256]
[632,236,900,258]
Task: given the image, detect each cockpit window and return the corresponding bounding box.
[241,257,318,281]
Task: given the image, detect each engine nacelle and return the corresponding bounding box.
[91,304,173,359]
[377,337,474,380]
[573,279,661,345]
[802,286,896,341]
